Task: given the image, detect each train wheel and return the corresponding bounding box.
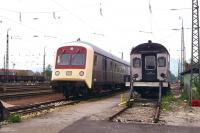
[110,84,115,91]
[72,89,79,99]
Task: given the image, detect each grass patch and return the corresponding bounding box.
[192,89,200,100]
[161,93,175,111]
[180,89,188,101]
[7,114,22,123]
[180,81,200,102]
[194,81,200,100]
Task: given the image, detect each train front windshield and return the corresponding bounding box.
[55,46,86,68]
[57,54,71,65]
[145,56,156,70]
[57,53,86,66]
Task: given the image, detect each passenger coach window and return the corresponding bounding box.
[94,55,98,66]
[145,56,155,70]
[133,58,141,67]
[110,61,113,70]
[158,57,166,67]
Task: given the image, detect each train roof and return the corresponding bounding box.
[131,40,169,55]
[63,41,130,66]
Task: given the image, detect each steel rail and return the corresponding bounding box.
[0,90,56,100]
[109,106,129,121]
[7,99,80,115]
[6,88,127,116]
[153,102,161,123]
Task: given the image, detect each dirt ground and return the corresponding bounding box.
[159,83,200,127]
[89,89,200,127]
[159,99,200,127]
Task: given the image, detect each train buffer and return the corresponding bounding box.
[0,100,11,121]
[0,100,4,121]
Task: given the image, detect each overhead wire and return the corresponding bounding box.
[0,14,59,69]
[0,0,104,36]
[0,14,58,39]
[0,0,104,69]
[50,0,97,32]
[148,0,155,40]
[100,0,103,17]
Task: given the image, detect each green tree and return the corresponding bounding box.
[44,64,52,80]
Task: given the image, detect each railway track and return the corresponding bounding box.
[109,82,163,124]
[0,84,51,93]
[0,87,127,121]
[0,83,56,100]
[7,99,80,115]
[0,90,56,100]
[109,97,161,123]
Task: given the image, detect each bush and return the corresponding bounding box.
[7,114,21,123]
[193,81,200,100]
[180,89,188,101]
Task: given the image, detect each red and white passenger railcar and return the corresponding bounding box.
[51,41,130,98]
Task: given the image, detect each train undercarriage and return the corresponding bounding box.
[51,81,127,99]
[132,82,170,97]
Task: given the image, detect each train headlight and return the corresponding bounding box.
[79,71,84,76]
[55,71,60,76]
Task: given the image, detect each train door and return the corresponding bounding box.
[102,57,107,81]
[142,54,157,81]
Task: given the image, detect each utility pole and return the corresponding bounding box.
[181,18,186,73]
[180,18,186,88]
[190,0,200,106]
[178,59,181,80]
[3,54,5,80]
[6,28,10,82]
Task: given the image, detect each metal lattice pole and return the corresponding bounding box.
[190,0,200,105]
[43,47,46,78]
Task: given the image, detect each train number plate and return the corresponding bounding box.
[66,71,72,76]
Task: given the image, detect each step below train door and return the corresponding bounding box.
[142,54,157,81]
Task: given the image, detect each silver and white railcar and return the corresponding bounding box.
[130,40,170,94]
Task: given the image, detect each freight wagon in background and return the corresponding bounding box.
[51,41,130,99]
[0,69,45,82]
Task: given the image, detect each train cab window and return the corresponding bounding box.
[71,54,86,65]
[132,58,141,67]
[158,57,166,67]
[57,54,71,65]
[145,56,156,70]
[94,55,98,66]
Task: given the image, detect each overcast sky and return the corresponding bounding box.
[0,0,191,74]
